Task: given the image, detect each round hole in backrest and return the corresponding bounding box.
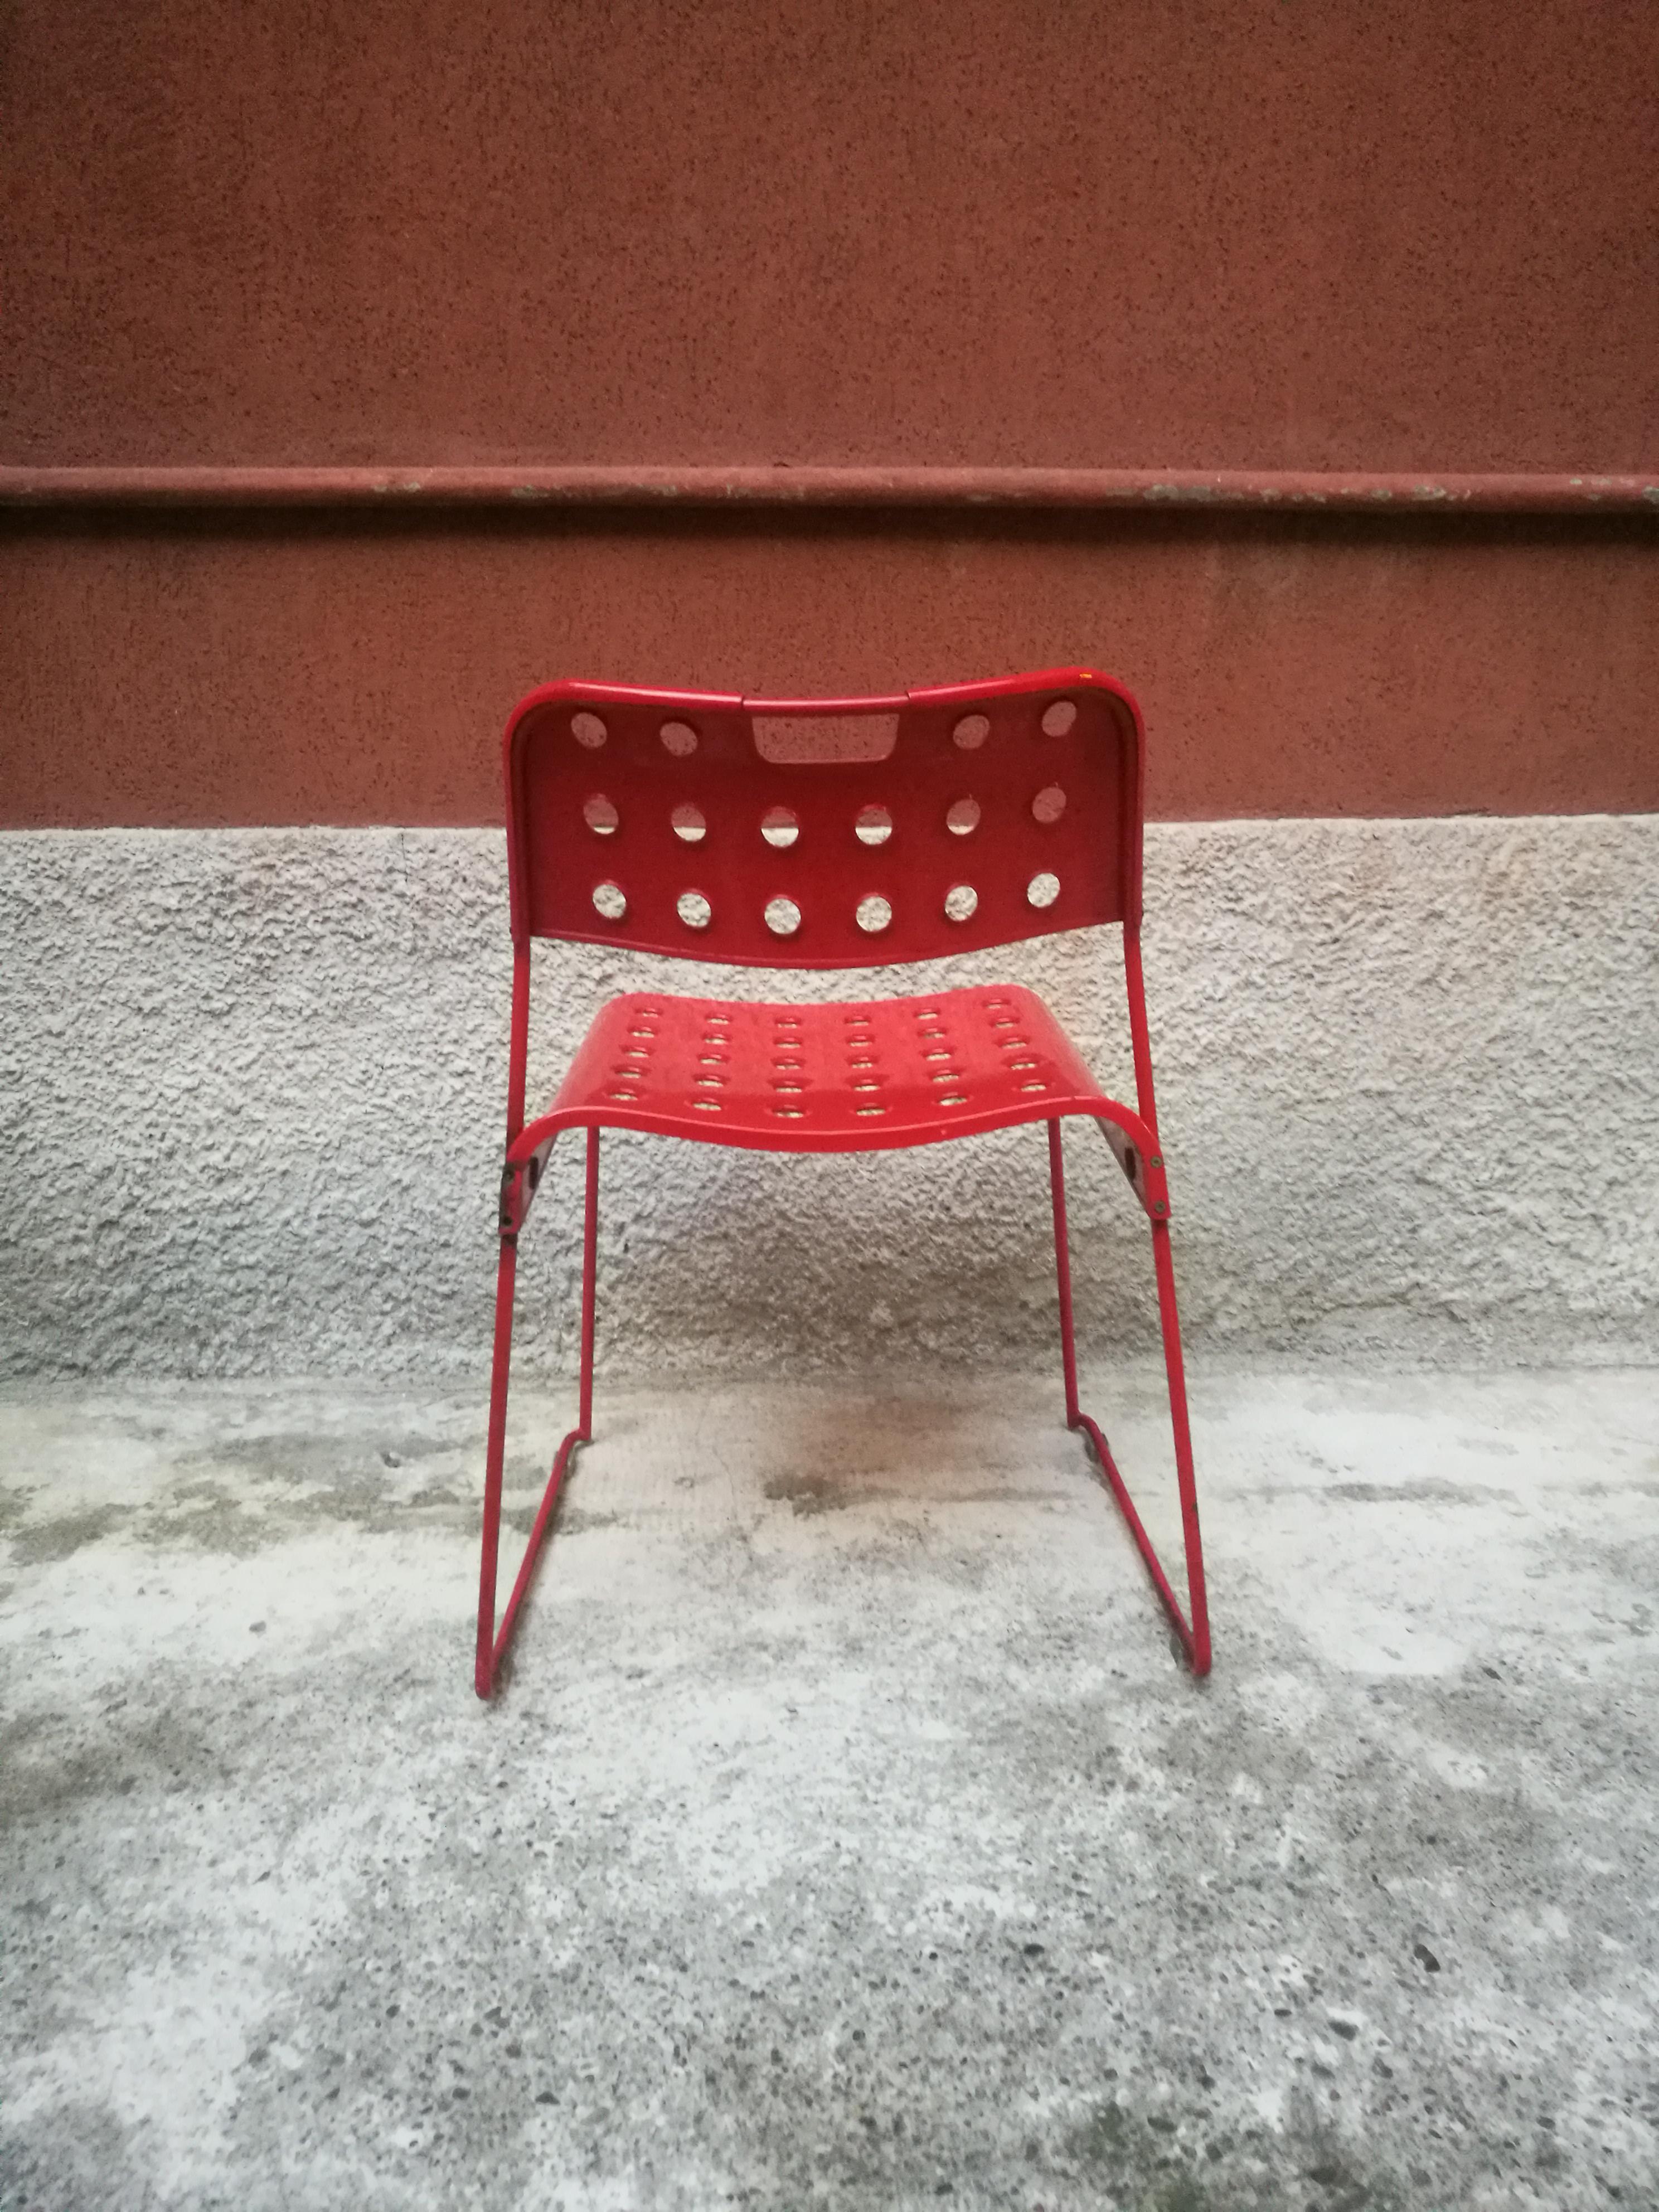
[571,711,607,749]
[660,720,698,757]
[1031,784,1066,826]
[761,805,799,848]
[671,802,706,843]
[677,890,711,930]
[1041,699,1076,737]
[764,896,802,938]
[855,804,892,846]
[944,884,978,924]
[855,894,892,934]
[1026,871,1061,910]
[583,793,619,836]
[945,796,981,836]
[952,713,989,751]
[591,881,627,921]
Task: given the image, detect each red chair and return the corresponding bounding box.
[477,671,1210,1697]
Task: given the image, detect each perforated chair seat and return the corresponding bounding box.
[514,987,1163,1190]
[477,671,1210,1700]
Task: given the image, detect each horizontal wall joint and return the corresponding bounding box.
[3,464,1658,516]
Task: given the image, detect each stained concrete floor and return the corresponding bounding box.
[2,1367,1657,2212]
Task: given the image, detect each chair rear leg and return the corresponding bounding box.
[475,1126,601,1700]
[1046,1117,1211,1675]
[575,1125,599,1440]
[1047,1118,1083,1429]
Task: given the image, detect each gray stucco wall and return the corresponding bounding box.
[2,818,1655,1382]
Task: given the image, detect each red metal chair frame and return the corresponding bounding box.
[478,670,1210,1696]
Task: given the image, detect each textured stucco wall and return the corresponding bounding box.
[2,818,1655,1382]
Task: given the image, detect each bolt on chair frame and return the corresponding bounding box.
[478,670,1210,1697]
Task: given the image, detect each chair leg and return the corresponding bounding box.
[475,1125,601,1700]
[1047,1118,1211,1675]
[1148,1215,1211,1674]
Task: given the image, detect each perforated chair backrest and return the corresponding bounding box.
[503,669,1144,969]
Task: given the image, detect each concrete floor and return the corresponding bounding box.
[2,1367,1657,2212]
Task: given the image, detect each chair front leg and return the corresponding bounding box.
[1046,1117,1211,1675]
[475,1124,601,1700]
[476,1231,520,1697]
[1148,1215,1210,1674]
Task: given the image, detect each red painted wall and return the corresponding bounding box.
[3,0,1656,824]
[9,0,1657,473]
[7,511,1655,825]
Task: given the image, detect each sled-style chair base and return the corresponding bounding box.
[477,672,1212,1698]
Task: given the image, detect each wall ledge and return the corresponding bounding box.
[3,464,1658,515]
